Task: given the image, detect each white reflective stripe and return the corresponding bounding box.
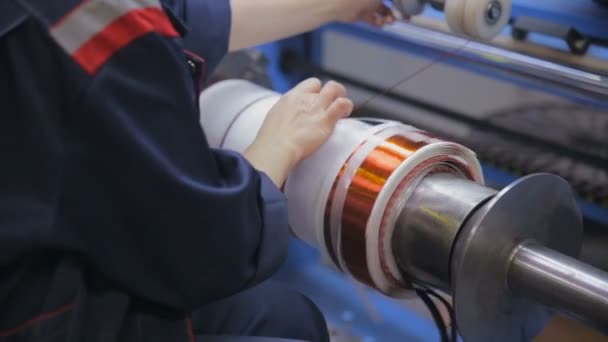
[50,0,161,54]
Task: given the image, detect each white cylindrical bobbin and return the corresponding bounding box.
[199,79,379,267]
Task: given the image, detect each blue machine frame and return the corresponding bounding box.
[264,2,608,340]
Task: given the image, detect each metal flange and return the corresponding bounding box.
[451,173,582,342]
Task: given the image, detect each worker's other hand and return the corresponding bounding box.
[244,78,353,187]
[335,0,396,26]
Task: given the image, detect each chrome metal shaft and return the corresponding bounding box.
[393,172,496,290]
[508,243,608,329]
[395,172,608,340]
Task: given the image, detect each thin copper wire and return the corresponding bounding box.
[323,133,475,288]
[354,41,471,113]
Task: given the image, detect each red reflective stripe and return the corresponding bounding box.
[0,303,77,337]
[72,7,179,74]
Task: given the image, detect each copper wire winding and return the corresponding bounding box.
[323,131,476,289]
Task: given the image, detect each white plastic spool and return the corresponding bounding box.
[444,0,511,40]
[445,0,467,35]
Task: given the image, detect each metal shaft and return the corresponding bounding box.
[396,173,608,339]
[393,172,496,290]
[508,243,608,329]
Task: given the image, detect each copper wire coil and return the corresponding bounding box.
[323,133,476,289]
[324,135,422,283]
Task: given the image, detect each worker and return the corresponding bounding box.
[0,0,394,341]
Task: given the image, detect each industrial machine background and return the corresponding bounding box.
[207,1,608,340]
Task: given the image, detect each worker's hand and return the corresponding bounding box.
[244,78,353,187]
[334,0,396,26]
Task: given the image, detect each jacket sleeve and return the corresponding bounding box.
[164,0,232,74]
[71,32,289,310]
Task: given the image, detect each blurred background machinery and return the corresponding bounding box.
[209,0,608,340]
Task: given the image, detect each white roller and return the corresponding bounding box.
[444,0,511,40]
[445,0,467,35]
[463,0,511,40]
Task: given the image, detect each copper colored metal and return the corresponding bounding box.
[323,132,476,289]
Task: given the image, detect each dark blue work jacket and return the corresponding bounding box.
[0,1,288,341]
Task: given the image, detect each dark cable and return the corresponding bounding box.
[415,288,450,342]
[425,288,458,342]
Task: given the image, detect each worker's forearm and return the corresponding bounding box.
[229,0,342,51]
[243,141,296,188]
